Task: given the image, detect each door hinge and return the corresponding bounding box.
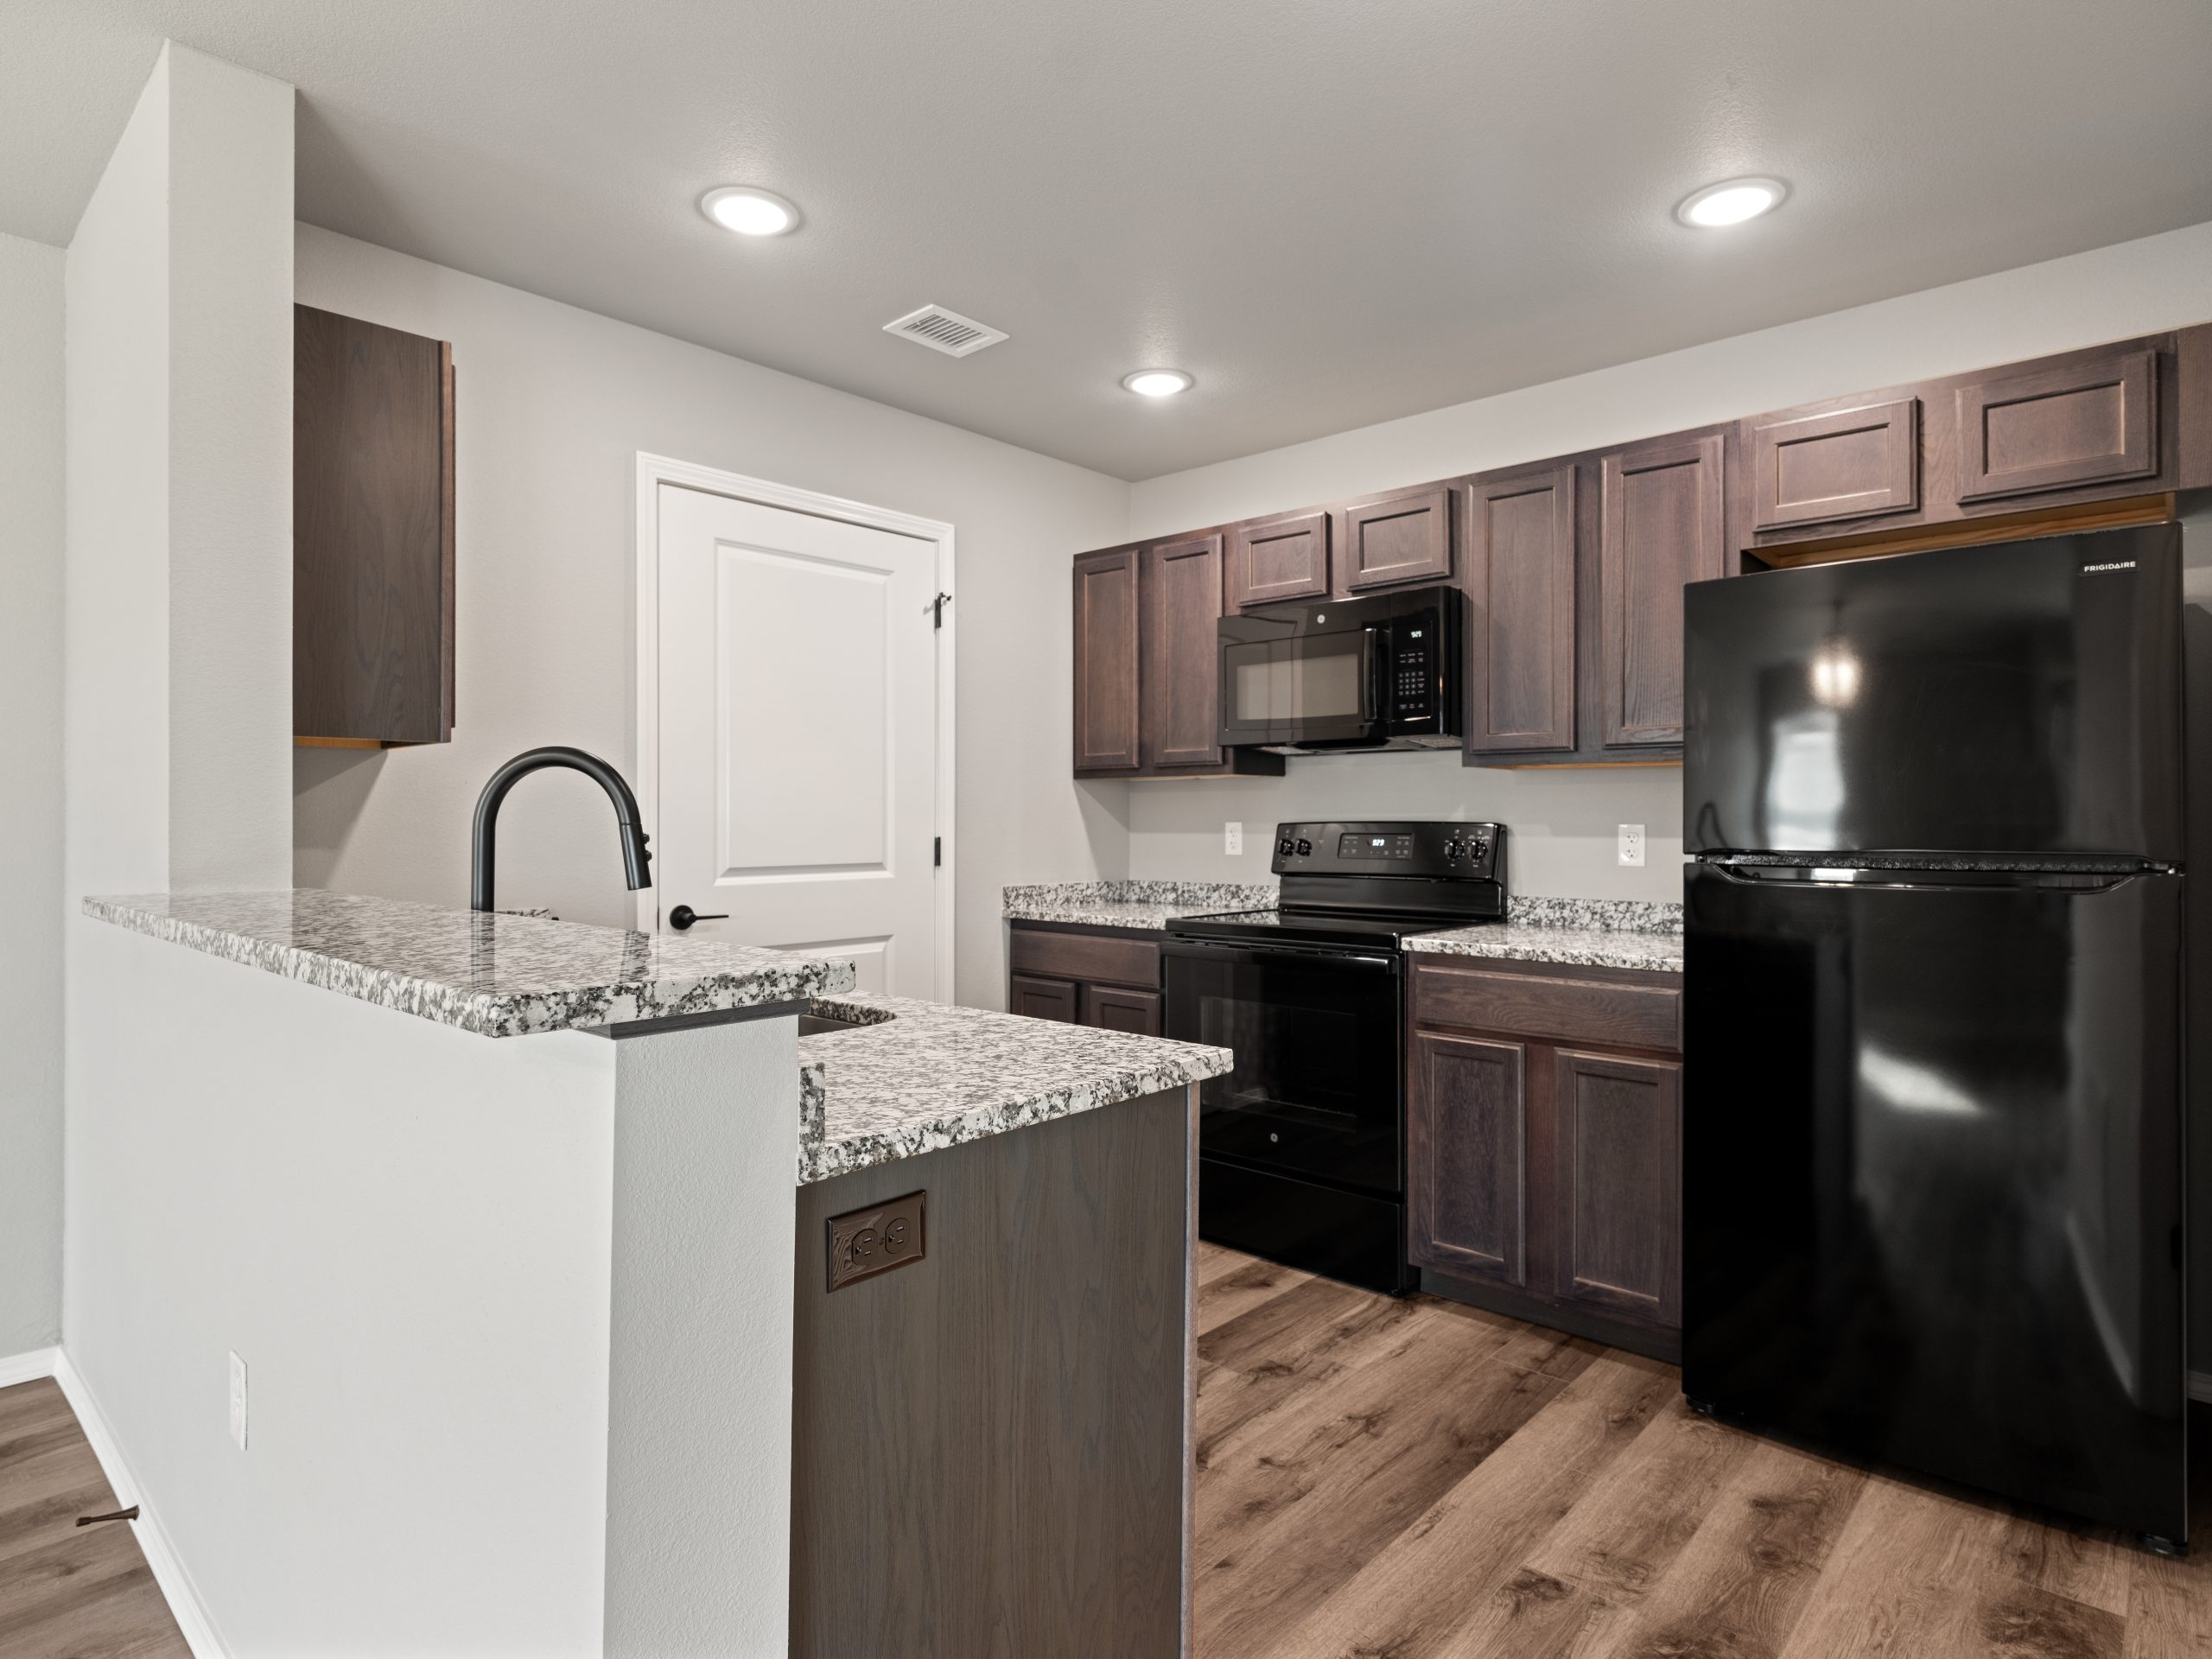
[934,836,943,868]
[932,591,952,629]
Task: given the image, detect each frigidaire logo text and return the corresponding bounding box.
[2082,560,2138,573]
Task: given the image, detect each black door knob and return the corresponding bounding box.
[667,904,728,931]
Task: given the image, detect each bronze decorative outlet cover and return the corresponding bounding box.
[826,1190,926,1291]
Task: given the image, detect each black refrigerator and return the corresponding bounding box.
[1681,524,2190,1548]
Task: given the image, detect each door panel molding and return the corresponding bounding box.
[636,453,955,999]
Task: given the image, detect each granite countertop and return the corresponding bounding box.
[1002,880,1280,930]
[795,991,1231,1185]
[1406,897,1684,973]
[1005,881,1683,972]
[84,890,857,1038]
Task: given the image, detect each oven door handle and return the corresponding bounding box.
[1162,939,1400,971]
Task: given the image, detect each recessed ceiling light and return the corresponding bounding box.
[1675,177,1788,228]
[1122,369,1192,397]
[701,186,799,237]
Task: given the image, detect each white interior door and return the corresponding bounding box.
[654,482,940,996]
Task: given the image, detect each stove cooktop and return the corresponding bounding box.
[1166,820,1508,951]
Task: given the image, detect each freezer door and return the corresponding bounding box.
[1683,525,2182,861]
[1683,863,2187,1541]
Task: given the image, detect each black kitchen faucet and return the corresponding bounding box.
[470,746,652,912]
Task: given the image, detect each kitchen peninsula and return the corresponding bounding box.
[74,891,1228,1659]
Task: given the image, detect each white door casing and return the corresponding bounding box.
[637,458,952,998]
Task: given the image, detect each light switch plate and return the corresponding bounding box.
[1224,822,1243,856]
[228,1351,248,1450]
[1618,824,1646,868]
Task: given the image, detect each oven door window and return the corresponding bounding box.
[1166,946,1402,1194]
[1222,629,1370,739]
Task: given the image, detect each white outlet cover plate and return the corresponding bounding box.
[1224,821,1243,855]
[1618,824,1646,867]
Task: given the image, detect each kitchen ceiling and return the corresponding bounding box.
[7,1,2211,482]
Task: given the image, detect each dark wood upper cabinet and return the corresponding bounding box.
[1227,511,1330,608]
[1748,397,1919,531]
[1463,466,1576,754]
[1599,431,1724,748]
[1071,548,1141,772]
[1140,534,1226,769]
[1954,346,2158,502]
[1549,1049,1681,1328]
[1408,1031,1528,1288]
[2183,323,2212,492]
[294,304,455,746]
[1338,484,1452,593]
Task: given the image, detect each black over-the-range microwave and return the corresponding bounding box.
[1217,585,1465,753]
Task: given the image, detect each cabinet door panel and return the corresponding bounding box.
[1465,467,1576,753]
[1408,1032,1527,1287]
[1551,1049,1680,1327]
[1141,534,1225,768]
[1340,486,1452,592]
[1599,433,1724,747]
[1228,512,1330,608]
[1071,549,1141,772]
[1955,347,2158,502]
[1750,397,1919,531]
[1009,974,1079,1023]
[1084,985,1162,1037]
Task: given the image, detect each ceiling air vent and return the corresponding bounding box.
[882,303,1008,359]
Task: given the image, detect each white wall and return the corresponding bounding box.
[1124,219,2212,901]
[291,227,1131,1010]
[67,923,620,1656]
[64,41,294,905]
[0,229,65,1355]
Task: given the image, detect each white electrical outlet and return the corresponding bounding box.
[1224,821,1243,856]
[1618,824,1646,868]
[228,1351,248,1450]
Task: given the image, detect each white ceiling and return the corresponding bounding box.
[8,1,2212,480]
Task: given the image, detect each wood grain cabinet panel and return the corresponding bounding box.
[1228,511,1330,608]
[1749,397,1919,531]
[295,303,456,745]
[1084,985,1163,1036]
[1007,926,1160,989]
[1071,548,1141,772]
[1955,346,2159,502]
[1464,466,1576,753]
[1338,485,1452,592]
[1140,533,1226,768]
[1009,973,1080,1023]
[1408,1032,1528,1287]
[1599,432,1725,748]
[1551,1050,1681,1327]
[1414,963,1681,1052]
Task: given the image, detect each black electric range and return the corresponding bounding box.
[1163,821,1505,1293]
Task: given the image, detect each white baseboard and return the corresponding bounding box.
[2190,1370,2212,1405]
[0,1344,61,1389]
[50,1351,229,1659]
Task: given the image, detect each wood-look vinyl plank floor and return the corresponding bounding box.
[0,1379,189,1659]
[1193,1248,2212,1659]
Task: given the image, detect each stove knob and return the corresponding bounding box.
[1296,838,1313,856]
[1276,837,1296,857]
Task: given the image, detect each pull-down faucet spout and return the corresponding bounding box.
[471,747,652,912]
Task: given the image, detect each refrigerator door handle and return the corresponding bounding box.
[1696,861,2152,894]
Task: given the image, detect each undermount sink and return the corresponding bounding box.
[798,1004,894,1038]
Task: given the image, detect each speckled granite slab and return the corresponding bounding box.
[84,890,857,1038]
[1408,896,1684,973]
[1001,880,1279,929]
[794,992,1231,1185]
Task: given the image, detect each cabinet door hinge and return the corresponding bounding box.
[934,836,943,868]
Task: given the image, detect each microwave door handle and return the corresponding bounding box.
[1362,628,1384,723]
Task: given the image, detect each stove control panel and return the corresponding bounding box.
[1269,820,1503,880]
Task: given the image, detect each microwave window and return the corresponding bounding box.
[1229,640,1362,721]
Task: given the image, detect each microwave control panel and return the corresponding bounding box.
[1271,820,1503,880]
[1389,619,1438,724]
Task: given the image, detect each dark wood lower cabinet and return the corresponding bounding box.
[791,1087,1194,1658]
[1007,920,1165,1035]
[1408,957,1683,1361]
[1009,972,1078,1023]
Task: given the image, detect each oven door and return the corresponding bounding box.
[1163,939,1404,1195]
[1217,613,1382,747]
